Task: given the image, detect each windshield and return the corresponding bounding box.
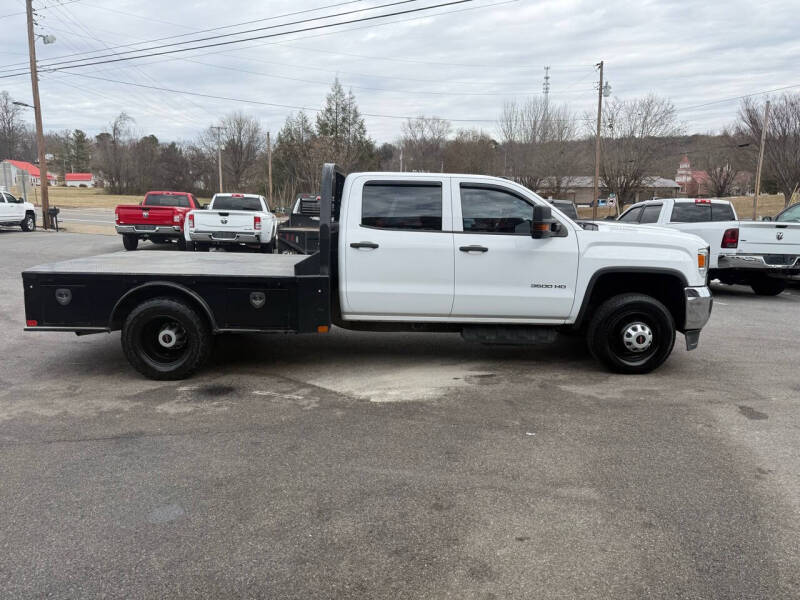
[776,204,800,223]
[213,196,263,211]
[144,194,189,207]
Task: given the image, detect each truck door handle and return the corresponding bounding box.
[350,241,379,249]
[459,245,489,253]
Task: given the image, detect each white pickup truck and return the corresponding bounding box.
[185,193,278,252]
[618,197,800,295]
[22,164,713,379]
[0,190,36,231]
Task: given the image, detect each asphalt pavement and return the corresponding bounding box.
[1,230,799,599]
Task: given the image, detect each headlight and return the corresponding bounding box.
[698,247,709,276]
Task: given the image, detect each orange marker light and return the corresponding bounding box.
[698,253,707,269]
[317,325,329,333]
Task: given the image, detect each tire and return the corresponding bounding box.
[750,277,786,296]
[122,234,139,251]
[194,242,210,252]
[176,237,188,251]
[20,212,35,232]
[259,241,274,253]
[586,293,676,374]
[121,297,212,380]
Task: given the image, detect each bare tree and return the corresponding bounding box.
[596,95,681,208]
[400,116,451,172]
[498,98,577,194]
[93,113,135,193]
[443,129,499,174]
[738,93,800,207]
[0,91,26,159]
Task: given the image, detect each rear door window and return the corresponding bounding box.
[639,205,663,224]
[361,183,442,231]
[619,207,643,223]
[777,204,800,223]
[670,203,711,222]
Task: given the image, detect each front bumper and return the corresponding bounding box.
[683,285,713,350]
[116,225,182,236]
[189,231,263,244]
[718,254,800,273]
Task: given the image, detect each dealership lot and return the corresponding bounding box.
[1,230,799,598]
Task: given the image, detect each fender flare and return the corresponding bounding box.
[109,281,218,331]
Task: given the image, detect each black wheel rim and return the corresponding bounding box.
[607,309,661,367]
[138,316,190,367]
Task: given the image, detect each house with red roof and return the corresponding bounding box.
[65,172,95,187]
[2,159,58,187]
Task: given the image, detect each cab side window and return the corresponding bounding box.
[619,207,643,222]
[639,205,662,224]
[460,185,533,234]
[4,193,20,203]
[361,182,442,231]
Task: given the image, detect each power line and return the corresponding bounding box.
[0,0,367,71]
[1,0,462,75]
[675,83,800,114]
[0,0,82,20]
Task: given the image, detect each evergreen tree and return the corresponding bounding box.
[315,78,374,170]
[71,129,91,172]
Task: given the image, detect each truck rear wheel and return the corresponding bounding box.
[587,293,675,374]
[750,277,786,296]
[122,234,139,251]
[121,297,212,380]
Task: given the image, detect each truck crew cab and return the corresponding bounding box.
[22,165,713,380]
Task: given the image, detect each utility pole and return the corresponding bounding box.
[211,126,223,193]
[591,61,604,222]
[26,0,50,229]
[752,100,770,221]
[266,131,273,210]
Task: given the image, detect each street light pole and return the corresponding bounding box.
[25,0,50,229]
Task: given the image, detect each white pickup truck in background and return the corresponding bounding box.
[618,197,800,295]
[185,193,278,252]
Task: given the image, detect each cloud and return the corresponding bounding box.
[0,0,797,143]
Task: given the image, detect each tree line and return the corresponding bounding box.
[1,83,799,209]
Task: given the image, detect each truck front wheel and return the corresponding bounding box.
[587,293,676,374]
[122,234,139,251]
[121,297,212,380]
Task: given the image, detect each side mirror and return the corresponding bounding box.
[761,216,772,222]
[532,204,556,239]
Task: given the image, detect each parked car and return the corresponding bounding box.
[22,164,712,379]
[276,194,321,254]
[762,202,800,223]
[115,191,201,251]
[547,199,579,220]
[185,193,278,252]
[618,197,800,295]
[0,190,36,231]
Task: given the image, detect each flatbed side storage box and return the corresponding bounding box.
[22,252,331,334]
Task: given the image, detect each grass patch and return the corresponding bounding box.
[8,186,211,209]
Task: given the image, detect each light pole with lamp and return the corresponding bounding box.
[591,60,612,221]
[23,0,56,229]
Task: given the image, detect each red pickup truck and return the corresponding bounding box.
[115,191,202,251]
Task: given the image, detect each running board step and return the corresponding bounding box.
[461,326,558,345]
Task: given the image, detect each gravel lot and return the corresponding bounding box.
[1,229,799,599]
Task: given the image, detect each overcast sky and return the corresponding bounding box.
[0,0,797,145]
